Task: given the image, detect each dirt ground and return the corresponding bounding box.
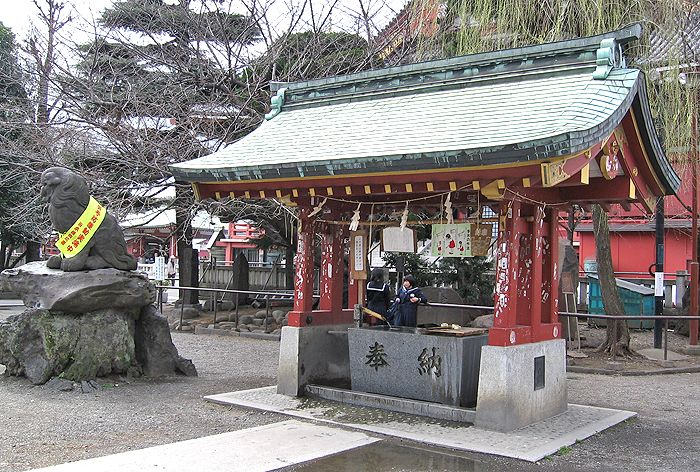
[162,302,700,374]
[564,322,700,372]
[2,309,700,471]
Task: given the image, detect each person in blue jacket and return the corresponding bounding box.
[393,274,427,327]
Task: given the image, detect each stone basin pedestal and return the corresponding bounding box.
[348,326,488,408]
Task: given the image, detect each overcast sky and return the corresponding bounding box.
[1,0,406,43]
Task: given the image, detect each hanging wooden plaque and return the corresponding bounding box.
[470,223,494,257]
[350,231,368,280]
[381,227,417,253]
[431,224,471,257]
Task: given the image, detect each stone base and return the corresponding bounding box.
[0,263,196,384]
[0,305,197,384]
[684,344,700,356]
[277,326,351,396]
[475,339,567,432]
[348,326,487,407]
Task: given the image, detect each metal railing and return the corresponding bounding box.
[154,286,700,360]
[558,311,700,361]
[403,302,700,362]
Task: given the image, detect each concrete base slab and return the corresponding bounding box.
[194,326,240,337]
[475,339,568,432]
[306,384,476,423]
[240,331,281,341]
[29,420,379,472]
[205,386,636,462]
[278,325,351,396]
[192,326,281,341]
[637,348,688,361]
[683,344,700,356]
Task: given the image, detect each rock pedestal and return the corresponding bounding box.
[0,262,196,384]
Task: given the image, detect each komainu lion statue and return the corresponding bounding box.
[41,167,138,272]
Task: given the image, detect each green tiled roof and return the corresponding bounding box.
[171,26,679,195]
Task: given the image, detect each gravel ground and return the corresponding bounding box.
[0,332,285,471]
[1,329,699,472]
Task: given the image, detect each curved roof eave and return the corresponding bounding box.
[630,74,681,195]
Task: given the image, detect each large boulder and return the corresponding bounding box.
[135,305,196,377]
[0,261,154,312]
[0,263,195,384]
[0,308,138,384]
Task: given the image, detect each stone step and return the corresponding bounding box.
[304,384,476,423]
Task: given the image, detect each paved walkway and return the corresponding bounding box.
[29,420,379,472]
[0,299,24,321]
[23,384,635,470]
[205,386,635,462]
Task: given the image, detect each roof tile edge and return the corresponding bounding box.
[270,24,642,95]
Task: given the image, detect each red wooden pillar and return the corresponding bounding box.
[547,207,560,327]
[288,208,315,327]
[490,201,561,346]
[319,224,344,313]
[344,226,360,310]
[225,243,233,266]
[529,206,545,330]
[530,207,561,342]
[490,200,532,346]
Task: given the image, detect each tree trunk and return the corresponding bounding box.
[175,186,198,306]
[285,245,294,290]
[25,241,41,262]
[1,242,9,270]
[592,204,632,357]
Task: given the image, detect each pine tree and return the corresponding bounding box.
[64,0,262,304]
[0,22,36,269]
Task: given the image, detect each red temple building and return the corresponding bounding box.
[171,26,678,432]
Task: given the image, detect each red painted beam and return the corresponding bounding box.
[558,176,635,202]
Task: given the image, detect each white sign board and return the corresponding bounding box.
[381,227,416,253]
[654,272,664,296]
[350,231,368,280]
[154,256,166,281]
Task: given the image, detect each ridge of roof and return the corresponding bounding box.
[270,24,642,99]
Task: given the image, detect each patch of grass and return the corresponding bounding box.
[557,445,573,456]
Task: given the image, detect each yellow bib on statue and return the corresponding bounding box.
[56,196,106,258]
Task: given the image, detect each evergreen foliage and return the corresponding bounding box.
[436,256,494,305]
[262,31,373,82]
[0,22,36,268]
[382,244,495,305]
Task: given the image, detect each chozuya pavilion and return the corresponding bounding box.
[171,25,679,432]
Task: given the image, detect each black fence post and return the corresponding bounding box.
[212,289,218,326]
[234,292,240,329]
